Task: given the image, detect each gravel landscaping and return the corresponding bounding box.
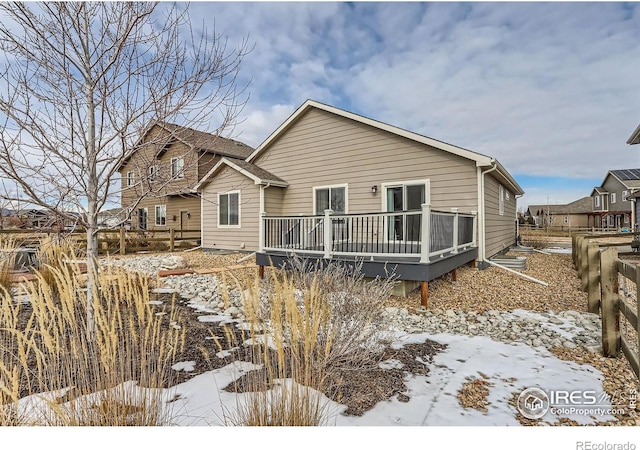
[97,248,640,425]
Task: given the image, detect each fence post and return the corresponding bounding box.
[169,228,175,252]
[575,235,584,274]
[451,208,459,254]
[587,242,600,314]
[600,247,620,357]
[323,209,333,259]
[580,237,590,291]
[420,203,431,263]
[119,226,125,255]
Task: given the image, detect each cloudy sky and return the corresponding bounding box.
[182,1,640,211]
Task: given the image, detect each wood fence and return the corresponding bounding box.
[0,228,201,255]
[572,233,640,379]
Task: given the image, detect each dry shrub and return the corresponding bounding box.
[520,232,552,249]
[0,249,185,426]
[223,257,395,426]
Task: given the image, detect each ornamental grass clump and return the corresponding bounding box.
[0,246,185,426]
[223,257,395,426]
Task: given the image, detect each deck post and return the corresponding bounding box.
[420,203,431,263]
[451,208,459,253]
[323,209,333,259]
[258,212,266,252]
[471,211,478,247]
[169,228,175,252]
[420,281,429,309]
[451,268,458,282]
[258,265,265,279]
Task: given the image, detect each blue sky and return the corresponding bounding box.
[181,1,640,211]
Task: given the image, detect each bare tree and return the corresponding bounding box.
[0,2,249,332]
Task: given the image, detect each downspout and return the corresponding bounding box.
[479,160,498,264]
[480,163,548,286]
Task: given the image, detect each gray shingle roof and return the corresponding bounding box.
[527,196,593,215]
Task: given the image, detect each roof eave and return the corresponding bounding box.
[627,123,640,145]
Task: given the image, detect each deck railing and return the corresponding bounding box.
[260,205,477,262]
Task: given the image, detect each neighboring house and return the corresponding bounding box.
[589,169,640,230]
[118,122,253,231]
[525,197,591,229]
[196,100,524,300]
[97,207,126,229]
[626,125,640,229]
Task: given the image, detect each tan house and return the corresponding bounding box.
[118,122,253,231]
[526,197,591,229]
[195,100,524,300]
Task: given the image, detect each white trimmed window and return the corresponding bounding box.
[564,216,569,224]
[126,171,134,187]
[155,205,166,226]
[622,190,628,201]
[313,185,347,215]
[610,193,616,204]
[499,185,505,216]
[218,191,240,227]
[171,157,184,179]
[594,196,600,208]
[148,165,158,181]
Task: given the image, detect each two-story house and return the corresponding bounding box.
[589,169,640,230]
[627,125,640,230]
[118,122,254,231]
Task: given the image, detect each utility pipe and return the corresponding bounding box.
[485,260,549,286]
[237,251,256,263]
[479,160,498,264]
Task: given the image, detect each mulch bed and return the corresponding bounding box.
[164,293,447,416]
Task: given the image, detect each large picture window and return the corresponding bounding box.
[218,191,240,226]
[155,205,166,226]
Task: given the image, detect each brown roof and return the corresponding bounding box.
[157,122,254,159]
[527,196,593,215]
[229,159,287,185]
